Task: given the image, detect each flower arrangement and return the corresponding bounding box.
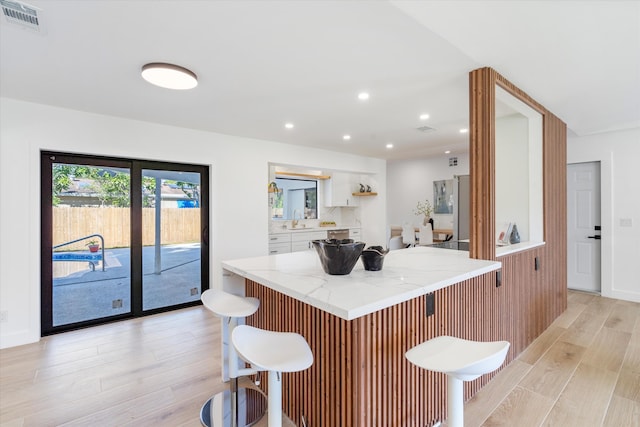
[413,199,433,226]
[413,199,433,217]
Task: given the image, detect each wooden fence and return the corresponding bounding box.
[52,207,201,250]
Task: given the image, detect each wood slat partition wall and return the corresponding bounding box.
[542,112,568,323]
[469,67,567,324]
[246,272,534,427]
[469,67,497,260]
[469,67,566,259]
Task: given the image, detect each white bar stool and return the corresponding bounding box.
[200,289,266,427]
[232,325,314,427]
[405,335,510,427]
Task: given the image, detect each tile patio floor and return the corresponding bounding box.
[53,243,202,326]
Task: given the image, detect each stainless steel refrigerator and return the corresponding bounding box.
[453,175,470,241]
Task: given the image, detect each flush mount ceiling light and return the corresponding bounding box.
[459,128,469,133]
[357,92,370,101]
[141,63,198,90]
[386,143,394,149]
[285,123,294,129]
[419,113,430,120]
[343,134,351,141]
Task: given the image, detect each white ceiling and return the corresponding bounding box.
[1,1,638,161]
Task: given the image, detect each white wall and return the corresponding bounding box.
[386,152,469,233]
[0,98,386,348]
[495,113,543,244]
[567,127,640,302]
[496,114,530,241]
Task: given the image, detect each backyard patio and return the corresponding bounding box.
[52,243,202,326]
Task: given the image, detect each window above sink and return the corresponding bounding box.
[270,177,318,220]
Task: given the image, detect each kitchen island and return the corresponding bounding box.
[221,247,503,426]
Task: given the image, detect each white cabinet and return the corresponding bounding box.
[349,228,361,240]
[268,233,291,255]
[291,240,313,252]
[325,172,359,207]
[269,243,291,255]
[270,231,327,254]
[291,230,327,252]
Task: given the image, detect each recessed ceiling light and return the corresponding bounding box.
[357,92,370,101]
[386,143,394,149]
[459,128,469,133]
[445,150,451,154]
[141,63,198,90]
[419,114,430,120]
[285,123,294,129]
[343,135,351,141]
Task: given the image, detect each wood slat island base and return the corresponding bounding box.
[246,271,515,427]
[221,244,564,426]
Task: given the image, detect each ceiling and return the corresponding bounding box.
[1,1,638,161]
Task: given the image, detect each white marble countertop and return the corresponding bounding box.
[496,241,545,257]
[221,247,501,320]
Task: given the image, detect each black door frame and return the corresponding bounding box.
[41,151,209,335]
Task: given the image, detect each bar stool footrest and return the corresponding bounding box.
[200,387,266,427]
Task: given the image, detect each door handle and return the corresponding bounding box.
[202,226,209,245]
[587,235,601,240]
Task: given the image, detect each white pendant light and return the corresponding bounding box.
[141,63,198,90]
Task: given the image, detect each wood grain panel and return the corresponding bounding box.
[543,112,568,320]
[245,270,547,427]
[469,67,497,260]
[469,69,567,324]
[469,65,568,377]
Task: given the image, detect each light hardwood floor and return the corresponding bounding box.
[464,290,640,427]
[1,290,638,426]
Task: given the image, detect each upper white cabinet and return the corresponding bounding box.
[325,172,358,207]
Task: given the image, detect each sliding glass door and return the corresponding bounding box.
[41,153,209,335]
[45,156,133,327]
[141,168,203,311]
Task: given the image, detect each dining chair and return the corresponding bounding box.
[417,224,433,246]
[401,224,416,247]
[388,235,404,250]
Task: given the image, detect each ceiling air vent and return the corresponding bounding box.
[449,157,458,167]
[1,0,43,32]
[416,125,436,133]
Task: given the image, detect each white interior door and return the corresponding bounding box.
[567,162,601,292]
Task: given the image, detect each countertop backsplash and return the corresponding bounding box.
[270,206,361,233]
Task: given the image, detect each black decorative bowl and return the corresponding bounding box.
[312,239,366,275]
[360,246,389,271]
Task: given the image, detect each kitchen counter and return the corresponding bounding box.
[221,247,505,425]
[222,246,500,320]
[269,225,360,234]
